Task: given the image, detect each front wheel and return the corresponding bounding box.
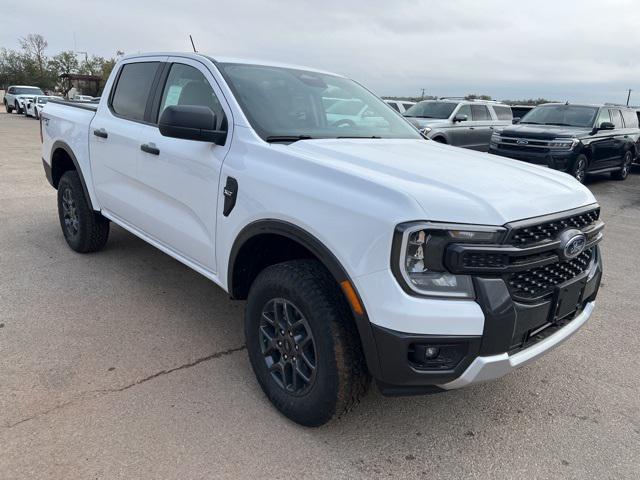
[14,101,23,114]
[611,150,633,181]
[245,260,370,426]
[34,108,39,120]
[5,100,13,113]
[571,155,588,183]
[57,171,110,253]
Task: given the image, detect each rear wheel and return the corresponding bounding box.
[57,171,110,253]
[571,154,588,183]
[245,260,370,426]
[611,150,632,181]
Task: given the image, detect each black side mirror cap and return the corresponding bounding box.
[159,105,227,145]
[453,114,468,123]
[512,117,521,124]
[598,121,615,131]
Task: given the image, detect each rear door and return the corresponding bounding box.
[90,56,166,222]
[133,57,233,272]
[469,104,493,151]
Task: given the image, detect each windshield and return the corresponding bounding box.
[403,101,457,119]
[520,105,598,127]
[218,63,421,141]
[14,87,44,95]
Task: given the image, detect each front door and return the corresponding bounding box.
[134,58,232,273]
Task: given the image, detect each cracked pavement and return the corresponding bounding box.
[1,111,639,479]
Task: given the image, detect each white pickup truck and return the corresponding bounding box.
[40,52,604,426]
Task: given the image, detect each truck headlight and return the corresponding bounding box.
[549,138,578,150]
[393,222,505,298]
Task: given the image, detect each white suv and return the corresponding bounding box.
[4,85,45,114]
[40,53,603,426]
[404,99,513,151]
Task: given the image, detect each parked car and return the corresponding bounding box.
[73,95,96,102]
[403,99,513,151]
[510,105,536,120]
[489,103,640,182]
[3,85,44,114]
[41,53,603,426]
[325,98,389,128]
[24,95,61,119]
[384,99,416,114]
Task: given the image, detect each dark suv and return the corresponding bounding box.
[489,103,640,183]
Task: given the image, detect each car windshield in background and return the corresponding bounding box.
[217,63,421,141]
[15,87,44,95]
[403,101,457,119]
[520,105,598,128]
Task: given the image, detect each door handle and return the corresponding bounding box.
[93,128,108,139]
[140,143,160,155]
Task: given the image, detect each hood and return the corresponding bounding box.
[286,139,595,225]
[499,123,591,139]
[404,117,450,129]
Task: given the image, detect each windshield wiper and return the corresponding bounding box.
[265,135,314,143]
[545,122,573,126]
[337,135,381,139]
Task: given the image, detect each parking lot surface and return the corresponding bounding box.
[1,111,639,479]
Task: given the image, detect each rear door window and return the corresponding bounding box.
[110,62,161,122]
[609,109,624,129]
[471,104,491,121]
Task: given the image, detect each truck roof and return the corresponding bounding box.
[121,52,344,77]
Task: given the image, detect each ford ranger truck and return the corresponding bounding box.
[40,53,604,427]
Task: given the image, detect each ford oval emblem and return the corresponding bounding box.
[517,139,529,145]
[558,229,587,260]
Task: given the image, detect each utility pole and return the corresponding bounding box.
[626,89,632,106]
[420,88,426,100]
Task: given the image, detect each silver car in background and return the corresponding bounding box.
[404,98,513,151]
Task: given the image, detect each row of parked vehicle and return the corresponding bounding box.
[384,97,640,183]
[3,85,96,119]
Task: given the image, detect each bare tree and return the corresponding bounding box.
[19,34,48,75]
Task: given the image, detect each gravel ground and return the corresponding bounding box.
[0,110,638,479]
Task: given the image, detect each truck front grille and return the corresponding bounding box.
[506,248,593,301]
[507,208,600,246]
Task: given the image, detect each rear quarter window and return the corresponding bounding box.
[110,62,160,122]
[492,105,513,120]
[622,109,639,128]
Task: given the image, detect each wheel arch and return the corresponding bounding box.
[50,141,95,210]
[228,219,381,377]
[431,134,448,144]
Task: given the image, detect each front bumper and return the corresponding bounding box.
[366,245,602,396]
[488,144,578,172]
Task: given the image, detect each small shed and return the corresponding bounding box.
[59,74,103,97]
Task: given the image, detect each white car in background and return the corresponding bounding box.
[3,85,45,114]
[325,98,389,128]
[24,96,61,119]
[384,99,416,114]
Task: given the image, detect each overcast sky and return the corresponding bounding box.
[3,0,640,103]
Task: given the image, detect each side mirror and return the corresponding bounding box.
[453,114,468,123]
[598,121,615,131]
[159,105,227,145]
[512,117,521,124]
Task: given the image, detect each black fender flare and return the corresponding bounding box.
[228,219,382,377]
[50,140,95,210]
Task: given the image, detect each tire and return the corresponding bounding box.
[15,101,23,114]
[245,260,370,427]
[611,150,633,181]
[432,136,447,144]
[57,170,110,253]
[34,108,39,120]
[571,154,588,183]
[5,101,13,113]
